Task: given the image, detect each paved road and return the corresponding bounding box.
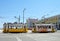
[0,30,60,41]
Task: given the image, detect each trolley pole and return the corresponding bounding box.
[14,15,20,23]
[42,14,49,23]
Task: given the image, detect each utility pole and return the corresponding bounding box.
[18,15,20,23]
[23,8,26,27]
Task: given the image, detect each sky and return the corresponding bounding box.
[0,0,60,28]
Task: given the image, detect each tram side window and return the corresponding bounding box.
[16,27,17,29]
[11,26,12,29]
[4,26,6,28]
[33,25,36,27]
[49,26,51,28]
[43,26,47,28]
[38,26,40,28]
[38,26,41,29]
[24,26,26,28]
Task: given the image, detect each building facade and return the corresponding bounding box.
[26,18,38,28]
[37,15,60,30]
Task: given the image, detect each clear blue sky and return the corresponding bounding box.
[0,0,60,28]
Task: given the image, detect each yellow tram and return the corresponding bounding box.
[3,23,28,33]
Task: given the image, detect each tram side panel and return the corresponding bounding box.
[32,24,57,33]
[3,23,28,33]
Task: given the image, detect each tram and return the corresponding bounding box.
[32,24,57,33]
[3,23,28,33]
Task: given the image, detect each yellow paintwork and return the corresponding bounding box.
[3,28,28,33]
[9,28,27,33]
